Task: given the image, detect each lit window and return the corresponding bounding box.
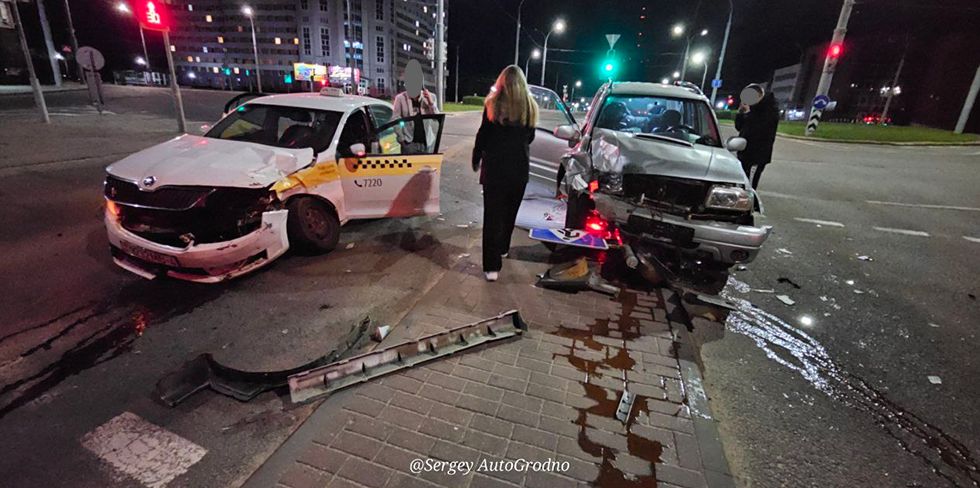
[195,56,201,62]
[186,56,193,62]
[217,36,224,43]
[205,14,212,22]
[423,6,427,13]
[415,20,419,27]
[294,38,300,45]
[213,67,219,73]
[238,25,243,32]
[275,37,282,45]
[203,46,208,53]
[170,45,176,52]
[187,4,193,11]
[234,67,240,74]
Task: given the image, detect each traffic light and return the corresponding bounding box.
[600,58,618,79]
[284,73,293,84]
[828,43,843,59]
[223,68,231,76]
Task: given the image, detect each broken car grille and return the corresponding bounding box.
[622,175,709,215]
[104,176,212,210]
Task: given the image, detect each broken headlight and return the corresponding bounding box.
[597,172,624,194]
[704,185,753,211]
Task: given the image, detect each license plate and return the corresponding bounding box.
[529,228,609,250]
[120,240,180,267]
[627,215,695,245]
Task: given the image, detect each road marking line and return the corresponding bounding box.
[866,200,980,212]
[793,217,845,227]
[873,226,930,237]
[81,412,206,488]
[964,236,980,243]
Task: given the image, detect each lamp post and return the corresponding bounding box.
[524,48,540,78]
[117,3,151,72]
[570,79,581,101]
[674,23,708,80]
[709,0,733,106]
[540,19,565,86]
[62,0,85,82]
[242,6,263,93]
[691,51,709,91]
[513,0,525,65]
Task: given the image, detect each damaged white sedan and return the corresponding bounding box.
[103,88,445,283]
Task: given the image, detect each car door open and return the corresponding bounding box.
[338,113,446,218]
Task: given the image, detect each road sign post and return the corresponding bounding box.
[77,46,106,113]
[162,31,186,133]
[10,0,49,123]
[134,1,185,133]
[806,0,855,136]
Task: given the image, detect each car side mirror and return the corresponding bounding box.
[349,143,367,157]
[726,137,747,152]
[554,124,581,146]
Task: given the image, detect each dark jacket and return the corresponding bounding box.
[472,108,536,186]
[734,93,779,166]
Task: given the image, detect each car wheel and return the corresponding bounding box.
[286,197,340,254]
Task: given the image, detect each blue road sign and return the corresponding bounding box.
[711,79,722,89]
[812,95,830,110]
[529,228,609,250]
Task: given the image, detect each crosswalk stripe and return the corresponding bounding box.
[793,217,845,227]
[873,226,930,237]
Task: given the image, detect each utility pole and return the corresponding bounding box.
[805,0,855,136]
[954,65,980,134]
[162,31,186,133]
[346,0,354,72]
[435,0,445,108]
[12,1,49,123]
[62,0,84,82]
[454,45,460,103]
[513,0,524,65]
[710,0,733,106]
[36,0,62,87]
[879,46,906,125]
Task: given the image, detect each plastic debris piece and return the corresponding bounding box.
[281,329,289,334]
[819,296,829,302]
[372,325,391,342]
[776,248,793,255]
[456,224,469,228]
[928,323,941,328]
[845,279,856,285]
[776,295,796,306]
[753,288,775,293]
[460,253,471,258]
[856,255,873,261]
[927,375,942,385]
[736,265,748,271]
[345,243,355,250]
[853,289,865,294]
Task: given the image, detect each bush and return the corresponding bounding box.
[462,95,485,106]
[715,109,737,120]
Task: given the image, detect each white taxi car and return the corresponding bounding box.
[103,88,445,283]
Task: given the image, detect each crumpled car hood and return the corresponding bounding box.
[106,134,314,189]
[590,128,749,185]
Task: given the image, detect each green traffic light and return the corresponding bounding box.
[604,63,614,72]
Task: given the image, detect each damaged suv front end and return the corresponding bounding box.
[557,82,771,289]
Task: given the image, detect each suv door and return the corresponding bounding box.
[528,86,577,196]
[338,112,446,218]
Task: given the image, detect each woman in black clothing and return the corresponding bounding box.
[735,84,780,189]
[471,65,539,282]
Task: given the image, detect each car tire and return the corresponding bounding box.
[286,197,340,254]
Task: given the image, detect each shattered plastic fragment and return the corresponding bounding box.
[928,323,941,328]
[927,376,942,385]
[856,255,873,261]
[456,224,469,228]
[345,243,355,250]
[736,265,748,271]
[753,288,775,293]
[776,248,793,255]
[776,295,796,306]
[853,289,865,295]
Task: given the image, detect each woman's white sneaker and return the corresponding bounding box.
[484,271,499,282]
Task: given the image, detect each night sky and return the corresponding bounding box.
[14,0,980,101]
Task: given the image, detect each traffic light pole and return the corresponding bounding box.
[435,0,445,109]
[162,31,186,133]
[11,1,49,123]
[805,0,855,136]
[709,0,733,106]
[62,0,86,82]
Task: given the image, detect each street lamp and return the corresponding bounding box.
[116,2,151,72]
[524,48,540,77]
[570,79,581,100]
[710,0,734,106]
[672,71,680,79]
[135,56,147,66]
[671,24,685,37]
[242,5,263,93]
[661,77,670,84]
[700,29,709,36]
[513,0,526,65]
[540,19,565,86]
[673,23,708,80]
[691,51,709,91]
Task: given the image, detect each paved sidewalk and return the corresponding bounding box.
[246,232,733,488]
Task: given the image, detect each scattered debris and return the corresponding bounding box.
[776,295,796,306]
[281,329,289,334]
[155,318,371,406]
[853,289,865,295]
[776,248,793,255]
[615,390,636,424]
[753,288,775,293]
[736,265,748,271]
[289,310,528,403]
[777,277,802,289]
[927,375,942,385]
[819,296,829,302]
[345,242,356,250]
[456,224,469,228]
[372,325,391,342]
[459,253,471,258]
[929,323,941,328]
[856,255,874,261]
[845,279,856,285]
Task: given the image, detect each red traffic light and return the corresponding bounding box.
[828,43,843,58]
[134,1,171,32]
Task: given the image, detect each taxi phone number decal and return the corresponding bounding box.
[354,178,382,188]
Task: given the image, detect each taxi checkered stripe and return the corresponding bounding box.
[352,159,413,170]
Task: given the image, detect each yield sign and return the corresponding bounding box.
[606,34,621,49]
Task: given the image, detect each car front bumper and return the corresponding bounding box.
[105,208,289,283]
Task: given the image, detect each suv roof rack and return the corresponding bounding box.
[671,81,704,96]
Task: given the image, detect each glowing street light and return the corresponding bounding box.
[700,28,709,36]
[116,2,131,14]
[672,71,680,79]
[116,2,150,72]
[570,79,582,100]
[524,48,541,77]
[135,56,147,66]
[242,5,262,92]
[691,51,710,90]
[661,77,670,84]
[671,24,685,37]
[541,19,565,85]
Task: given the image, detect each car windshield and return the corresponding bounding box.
[594,94,721,147]
[205,103,343,153]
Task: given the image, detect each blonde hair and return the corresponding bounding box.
[485,65,539,127]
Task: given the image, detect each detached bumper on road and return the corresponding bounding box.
[105,209,289,283]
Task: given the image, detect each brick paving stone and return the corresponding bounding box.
[556,436,599,462]
[326,475,360,488]
[454,365,492,383]
[399,367,431,384]
[504,441,553,463]
[343,413,390,441]
[344,396,387,418]
[495,404,539,429]
[460,428,509,457]
[459,354,498,372]
[647,397,688,417]
[584,427,628,452]
[487,374,527,394]
[481,349,519,366]
[539,334,574,347]
[417,384,460,406]
[425,371,467,392]
[510,426,558,452]
[640,364,682,382]
[538,415,579,439]
[386,472,441,488]
[480,468,526,488]
[470,414,514,439]
[524,383,564,404]
[357,383,398,404]
[383,375,425,395]
[645,411,696,435]
[514,356,551,374]
[585,411,626,433]
[631,382,669,401]
[375,445,420,472]
[611,452,653,477]
[336,456,393,488]
[297,444,348,475]
[428,401,474,426]
[376,405,426,431]
[555,455,600,483]
[419,417,466,443]
[656,463,708,488]
[528,371,567,391]
[500,391,542,413]
[391,391,435,416]
[524,471,583,488]
[280,462,331,488]
[456,393,500,416]
[387,427,437,455]
[564,390,599,410]
[491,363,531,382]
[550,365,585,383]
[463,381,506,402]
[642,351,681,368]
[422,359,457,375]
[431,440,483,464]
[468,473,519,488]
[674,432,704,470]
[331,431,384,460]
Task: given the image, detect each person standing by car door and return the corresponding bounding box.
[735,84,779,189]
[472,65,539,282]
[393,60,439,154]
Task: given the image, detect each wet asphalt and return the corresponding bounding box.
[0,87,977,487]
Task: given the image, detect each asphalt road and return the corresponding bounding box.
[0,86,977,488]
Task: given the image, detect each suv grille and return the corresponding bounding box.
[104,176,212,210]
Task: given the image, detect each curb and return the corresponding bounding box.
[0,86,88,97]
[664,290,737,488]
[775,131,980,147]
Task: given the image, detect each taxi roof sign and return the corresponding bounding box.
[320,87,345,97]
[134,1,171,32]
